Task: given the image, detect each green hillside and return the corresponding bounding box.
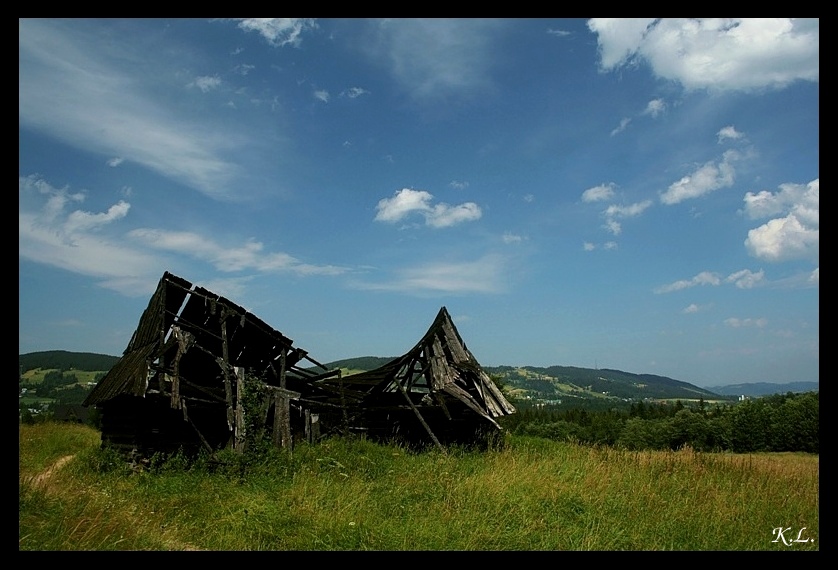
[19,351,120,374]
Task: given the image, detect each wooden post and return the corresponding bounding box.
[235,367,246,453]
[398,382,445,453]
[305,410,320,444]
[273,348,292,452]
[220,310,237,450]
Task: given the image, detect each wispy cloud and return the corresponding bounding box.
[374,188,482,228]
[353,255,507,294]
[314,90,330,103]
[743,178,818,263]
[660,150,740,205]
[654,271,722,293]
[602,200,652,235]
[128,229,348,276]
[341,87,370,98]
[610,118,631,136]
[655,268,769,293]
[724,317,768,328]
[589,18,819,92]
[19,20,245,201]
[363,19,504,101]
[19,175,161,296]
[231,18,318,48]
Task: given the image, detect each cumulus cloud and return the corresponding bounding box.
[660,150,739,205]
[374,188,482,228]
[743,178,819,262]
[582,183,616,203]
[232,18,317,48]
[643,98,666,117]
[588,18,819,92]
[717,125,743,143]
[192,75,222,92]
[725,269,765,289]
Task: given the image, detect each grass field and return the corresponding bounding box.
[19,422,819,551]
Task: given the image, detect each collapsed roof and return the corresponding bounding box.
[84,271,515,455]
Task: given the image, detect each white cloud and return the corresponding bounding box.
[502,232,523,244]
[717,125,743,143]
[682,303,701,314]
[725,269,765,289]
[604,219,622,236]
[660,150,739,205]
[342,87,370,98]
[588,18,819,92]
[192,75,222,92]
[374,188,482,228]
[603,241,618,250]
[107,157,124,167]
[643,98,666,118]
[654,271,722,293]
[744,178,819,262]
[232,18,317,48]
[583,242,596,251]
[449,180,469,190]
[724,317,768,328]
[582,183,616,202]
[314,90,330,103]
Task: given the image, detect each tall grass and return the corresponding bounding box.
[19,424,818,551]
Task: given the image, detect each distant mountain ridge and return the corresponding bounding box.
[19,351,817,401]
[706,381,819,397]
[19,350,120,373]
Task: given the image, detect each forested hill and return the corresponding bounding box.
[19,351,120,373]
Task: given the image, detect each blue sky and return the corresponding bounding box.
[19,18,819,388]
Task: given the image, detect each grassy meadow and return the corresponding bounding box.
[19,422,818,551]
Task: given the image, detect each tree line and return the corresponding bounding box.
[499,391,818,454]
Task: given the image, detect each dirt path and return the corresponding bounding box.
[28,454,74,487]
[25,454,204,550]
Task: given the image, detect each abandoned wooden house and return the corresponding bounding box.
[82,271,515,458]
